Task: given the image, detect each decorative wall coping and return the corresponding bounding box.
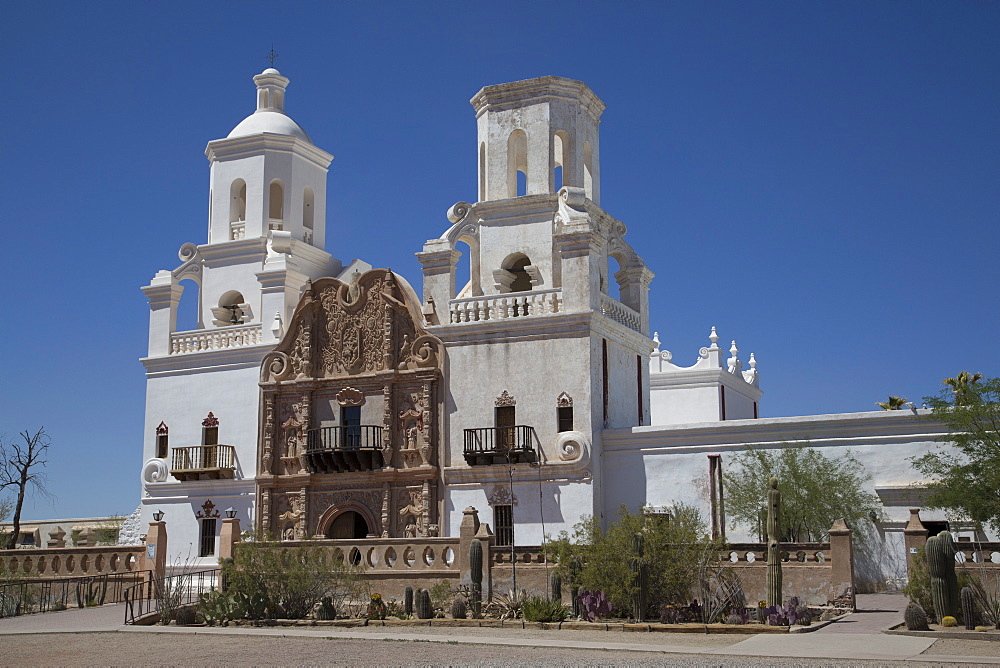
[0,545,144,578]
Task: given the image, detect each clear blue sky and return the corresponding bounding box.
[3,2,997,519]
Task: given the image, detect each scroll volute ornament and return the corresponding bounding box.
[336,387,364,407]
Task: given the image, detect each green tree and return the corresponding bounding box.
[876,395,908,410]
[723,444,882,543]
[547,503,711,615]
[912,375,1000,534]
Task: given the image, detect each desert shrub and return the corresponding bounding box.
[428,580,453,613]
[222,539,364,620]
[546,503,715,616]
[522,596,568,622]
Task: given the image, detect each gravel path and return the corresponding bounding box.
[1,632,996,667]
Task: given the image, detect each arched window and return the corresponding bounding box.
[230,179,246,223]
[607,255,623,301]
[495,253,536,294]
[269,181,284,222]
[553,131,569,192]
[583,141,594,200]
[213,290,246,326]
[507,130,528,198]
[303,187,314,230]
[507,255,533,292]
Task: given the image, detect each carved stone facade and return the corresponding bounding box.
[257,269,443,540]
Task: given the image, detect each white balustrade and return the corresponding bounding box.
[170,324,263,354]
[600,294,641,332]
[229,222,246,240]
[448,289,562,324]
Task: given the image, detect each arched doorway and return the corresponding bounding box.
[326,511,369,539]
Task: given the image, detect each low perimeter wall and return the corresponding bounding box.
[491,539,852,608]
[0,546,144,579]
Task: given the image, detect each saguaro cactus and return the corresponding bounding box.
[403,586,414,617]
[766,476,782,608]
[469,539,483,617]
[927,532,959,623]
[569,556,582,618]
[550,572,562,603]
[961,586,977,630]
[630,533,648,621]
[417,589,433,619]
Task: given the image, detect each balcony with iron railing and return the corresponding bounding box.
[170,445,237,481]
[463,426,538,466]
[305,426,385,473]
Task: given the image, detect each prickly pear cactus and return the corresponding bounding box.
[904,601,930,631]
[927,533,959,623]
[961,586,977,630]
[766,476,783,607]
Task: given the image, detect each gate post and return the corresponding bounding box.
[903,508,928,577]
[142,517,167,582]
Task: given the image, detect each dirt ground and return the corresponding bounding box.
[1,632,997,667]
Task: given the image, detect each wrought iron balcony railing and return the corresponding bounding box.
[170,445,237,481]
[462,426,538,466]
[305,426,385,473]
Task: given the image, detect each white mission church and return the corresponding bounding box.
[137,68,977,578]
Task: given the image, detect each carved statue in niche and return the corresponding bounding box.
[397,489,425,537]
[279,402,306,474]
[289,314,313,379]
[398,392,425,467]
[279,494,303,539]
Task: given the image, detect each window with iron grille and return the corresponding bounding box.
[494,504,514,547]
[199,518,217,557]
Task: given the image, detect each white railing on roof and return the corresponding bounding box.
[169,323,263,354]
[448,289,562,324]
[600,294,641,333]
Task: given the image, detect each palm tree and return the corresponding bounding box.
[943,371,984,406]
[876,395,908,410]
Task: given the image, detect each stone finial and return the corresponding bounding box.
[271,312,284,339]
[47,526,66,548]
[709,326,719,348]
[904,508,928,535]
[652,331,660,352]
[749,353,757,369]
[727,340,742,374]
[460,506,481,537]
[829,517,851,534]
[74,527,95,547]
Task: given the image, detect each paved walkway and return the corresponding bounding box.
[817,592,909,634]
[0,595,995,664]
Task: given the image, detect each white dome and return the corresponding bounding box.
[227,110,312,142]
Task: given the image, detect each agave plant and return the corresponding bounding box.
[485,588,529,620]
